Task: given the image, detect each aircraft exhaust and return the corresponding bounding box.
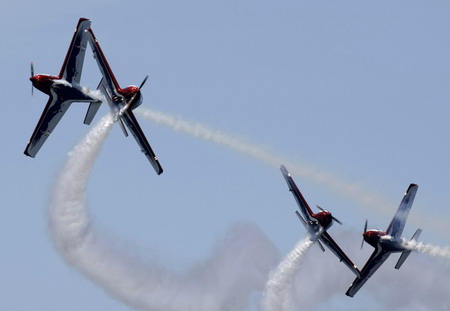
[403,240,450,261]
[135,108,391,212]
[260,237,313,311]
[135,108,450,238]
[47,114,278,311]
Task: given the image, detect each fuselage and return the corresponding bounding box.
[363,230,405,253]
[109,85,142,117]
[306,210,333,240]
[30,74,60,95]
[312,210,333,230]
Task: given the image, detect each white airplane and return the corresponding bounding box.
[346,184,422,297]
[281,165,360,277]
[25,18,100,157]
[84,26,163,175]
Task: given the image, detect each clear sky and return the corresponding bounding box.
[2,1,450,310]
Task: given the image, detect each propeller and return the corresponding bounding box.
[139,75,149,89]
[361,219,368,249]
[316,205,342,225]
[119,75,149,117]
[332,215,343,225]
[30,62,35,96]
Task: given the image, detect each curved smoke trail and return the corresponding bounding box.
[48,114,278,311]
[135,108,389,212]
[136,108,450,236]
[260,237,313,311]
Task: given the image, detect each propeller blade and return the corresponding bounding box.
[316,205,325,212]
[139,75,149,89]
[332,216,343,225]
[30,62,35,96]
[361,219,368,250]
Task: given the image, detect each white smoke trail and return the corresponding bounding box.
[260,237,313,311]
[81,86,105,102]
[136,108,450,236]
[403,240,450,260]
[48,114,278,311]
[135,108,388,212]
[289,230,450,311]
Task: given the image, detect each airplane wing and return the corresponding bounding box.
[24,94,71,157]
[59,18,91,84]
[121,110,163,175]
[280,165,315,222]
[86,28,121,95]
[319,231,360,277]
[386,184,418,240]
[345,246,391,297]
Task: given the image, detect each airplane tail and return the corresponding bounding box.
[295,210,307,229]
[295,211,325,252]
[84,78,107,125]
[395,228,422,269]
[84,102,102,125]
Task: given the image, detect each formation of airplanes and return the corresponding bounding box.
[281,166,422,297]
[25,18,428,298]
[25,18,163,175]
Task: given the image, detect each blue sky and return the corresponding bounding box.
[2,1,450,310]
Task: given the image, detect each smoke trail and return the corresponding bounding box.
[136,108,389,212]
[260,237,313,311]
[403,240,450,261]
[136,108,450,236]
[48,114,278,311]
[286,230,450,311]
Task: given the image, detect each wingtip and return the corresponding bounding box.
[280,165,290,176]
[345,285,356,298]
[407,183,419,192]
[23,149,35,158]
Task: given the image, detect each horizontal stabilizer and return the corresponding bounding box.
[395,228,422,270]
[84,101,102,125]
[395,251,411,269]
[118,117,129,137]
[316,240,325,252]
[295,211,307,229]
[411,228,422,242]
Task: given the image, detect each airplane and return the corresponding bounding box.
[280,165,361,277]
[84,26,163,175]
[25,18,101,157]
[345,183,422,297]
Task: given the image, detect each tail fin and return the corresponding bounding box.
[84,101,102,125]
[295,211,325,252]
[295,210,307,229]
[316,239,326,252]
[395,228,422,269]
